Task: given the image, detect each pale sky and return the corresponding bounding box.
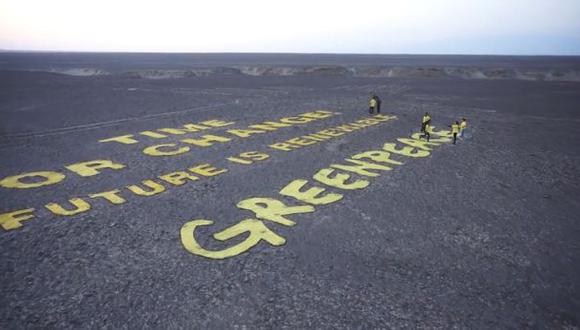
[1,0,579,54]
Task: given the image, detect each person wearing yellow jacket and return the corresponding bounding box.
[421,123,432,141]
[451,121,460,144]
[459,118,467,138]
[368,95,377,114]
[421,112,431,133]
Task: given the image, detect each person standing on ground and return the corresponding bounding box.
[451,121,460,144]
[421,112,431,133]
[421,123,432,141]
[459,118,467,138]
[369,95,377,114]
[375,95,382,113]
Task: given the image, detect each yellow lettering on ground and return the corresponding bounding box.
[98,112,336,146]
[143,144,190,157]
[237,197,315,226]
[333,124,359,133]
[279,179,343,205]
[350,151,404,166]
[410,132,451,143]
[181,135,231,147]
[0,171,65,189]
[156,124,209,135]
[45,198,91,216]
[88,190,127,204]
[226,156,253,165]
[331,159,392,177]
[318,129,344,137]
[201,119,235,127]
[126,180,166,197]
[373,114,397,122]
[303,133,333,141]
[313,168,370,190]
[349,122,368,129]
[352,120,371,127]
[99,134,139,145]
[0,208,35,230]
[181,219,286,260]
[227,151,270,165]
[189,164,228,177]
[267,114,397,153]
[178,124,454,260]
[269,142,298,151]
[280,116,315,124]
[300,110,335,119]
[430,127,453,138]
[382,143,430,158]
[239,151,269,161]
[227,129,266,138]
[249,121,291,131]
[357,118,380,126]
[287,137,317,146]
[65,160,125,177]
[158,171,199,186]
[139,131,168,138]
[397,138,440,151]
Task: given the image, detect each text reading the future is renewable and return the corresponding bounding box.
[0,109,454,260]
[0,111,390,228]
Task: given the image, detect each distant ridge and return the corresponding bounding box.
[2,53,579,81]
[17,65,580,82]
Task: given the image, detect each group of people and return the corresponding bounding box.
[420,112,467,144]
[367,94,468,144]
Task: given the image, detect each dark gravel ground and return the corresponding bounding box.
[1,65,580,328]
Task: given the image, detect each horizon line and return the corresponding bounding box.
[1,49,580,57]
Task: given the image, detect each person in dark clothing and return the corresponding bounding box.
[375,95,382,113]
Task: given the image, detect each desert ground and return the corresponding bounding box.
[1,54,580,328]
